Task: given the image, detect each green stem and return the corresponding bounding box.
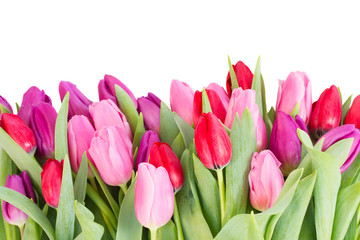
[150,228,157,240]
[216,169,225,227]
[89,177,98,192]
[120,184,128,195]
[173,197,184,240]
[19,225,24,239]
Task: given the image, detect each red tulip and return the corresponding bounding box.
[226,60,253,96]
[41,158,63,208]
[345,95,360,129]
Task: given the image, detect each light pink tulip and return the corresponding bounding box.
[276,71,312,124]
[170,80,194,126]
[224,88,267,151]
[207,83,229,110]
[135,163,174,230]
[249,150,284,211]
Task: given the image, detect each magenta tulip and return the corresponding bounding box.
[170,80,194,126]
[137,93,161,135]
[0,96,13,119]
[135,130,160,170]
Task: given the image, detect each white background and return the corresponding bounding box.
[1,1,360,110]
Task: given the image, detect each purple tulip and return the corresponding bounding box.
[59,81,92,120]
[18,86,52,126]
[135,130,160,170]
[2,171,36,226]
[137,93,161,135]
[0,95,13,115]
[170,80,194,126]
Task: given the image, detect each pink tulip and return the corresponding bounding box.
[135,163,174,230]
[206,83,230,110]
[170,80,194,126]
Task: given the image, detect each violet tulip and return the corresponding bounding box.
[41,159,63,208]
[135,130,160,170]
[98,74,138,109]
[149,142,184,190]
[226,60,253,96]
[249,150,284,211]
[18,86,52,126]
[137,93,161,135]
[30,102,57,159]
[2,171,36,226]
[1,113,37,154]
[0,96,13,118]
[59,81,92,120]
[170,80,194,126]
[135,163,174,230]
[276,72,312,124]
[194,112,232,169]
[309,85,342,139]
[224,88,267,151]
[345,95,360,129]
[319,124,360,173]
[88,126,133,186]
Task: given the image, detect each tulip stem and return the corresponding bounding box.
[150,228,157,240]
[216,169,225,227]
[120,184,128,195]
[173,196,184,240]
[19,225,24,239]
[89,177,98,192]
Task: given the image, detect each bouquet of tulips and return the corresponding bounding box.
[1,56,360,240]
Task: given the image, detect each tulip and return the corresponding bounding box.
[226,60,253,96]
[18,86,52,126]
[59,81,92,120]
[89,99,132,140]
[309,85,342,139]
[135,130,160,170]
[170,80,194,126]
[276,72,312,124]
[319,124,360,173]
[98,74,138,109]
[194,112,232,169]
[249,150,284,211]
[224,88,267,151]
[149,142,184,190]
[135,163,174,230]
[345,95,360,129]
[0,95,13,117]
[88,126,133,186]
[30,103,57,159]
[68,115,95,174]
[137,93,161,134]
[206,83,229,110]
[2,171,36,226]
[1,113,37,154]
[41,159,63,208]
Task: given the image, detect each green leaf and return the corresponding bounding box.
[132,113,146,153]
[74,152,88,205]
[56,155,75,240]
[23,215,41,240]
[160,102,180,145]
[299,199,316,240]
[173,113,194,149]
[228,55,239,90]
[341,154,360,189]
[341,95,352,124]
[344,210,357,240]
[251,56,264,119]
[248,212,264,240]
[0,103,11,114]
[157,220,177,240]
[225,110,256,224]
[115,85,139,134]
[297,129,314,150]
[290,102,300,118]
[325,138,353,168]
[116,176,142,240]
[170,132,186,159]
[55,92,69,161]
[267,107,276,124]
[202,89,213,113]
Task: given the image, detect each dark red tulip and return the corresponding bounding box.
[345,95,360,130]
[41,158,63,208]
[226,60,253,97]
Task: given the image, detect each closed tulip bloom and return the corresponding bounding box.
[2,171,36,226]
[170,80,194,126]
[224,88,267,151]
[30,103,57,159]
[206,83,229,110]
[18,86,52,126]
[41,159,64,208]
[135,130,160,170]
[276,72,312,124]
[226,60,253,96]
[345,95,360,129]
[195,112,232,169]
[149,142,184,190]
[249,150,284,211]
[59,81,92,120]
[319,124,360,173]
[138,93,161,134]
[88,126,133,186]
[309,85,342,139]
[1,113,37,154]
[98,74,138,109]
[135,163,174,230]
[0,95,13,118]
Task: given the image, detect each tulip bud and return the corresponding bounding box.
[88,126,133,186]
[18,86,52,126]
[249,150,284,211]
[30,103,57,159]
[309,85,342,139]
[226,60,253,96]
[0,95,13,118]
[41,159,63,208]
[59,81,92,120]
[89,100,132,140]
[1,113,37,154]
[68,115,95,174]
[135,163,174,230]
[319,124,360,173]
[276,72,312,124]
[135,130,160,170]
[224,88,267,151]
[137,93,161,135]
[170,80,194,126]
[149,142,184,190]
[345,95,360,129]
[206,83,229,110]
[194,112,232,169]
[2,171,36,226]
[98,74,138,109]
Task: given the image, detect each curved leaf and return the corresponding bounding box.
[74,152,88,205]
[133,113,145,153]
[55,92,69,161]
[160,102,180,145]
[115,85,139,134]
